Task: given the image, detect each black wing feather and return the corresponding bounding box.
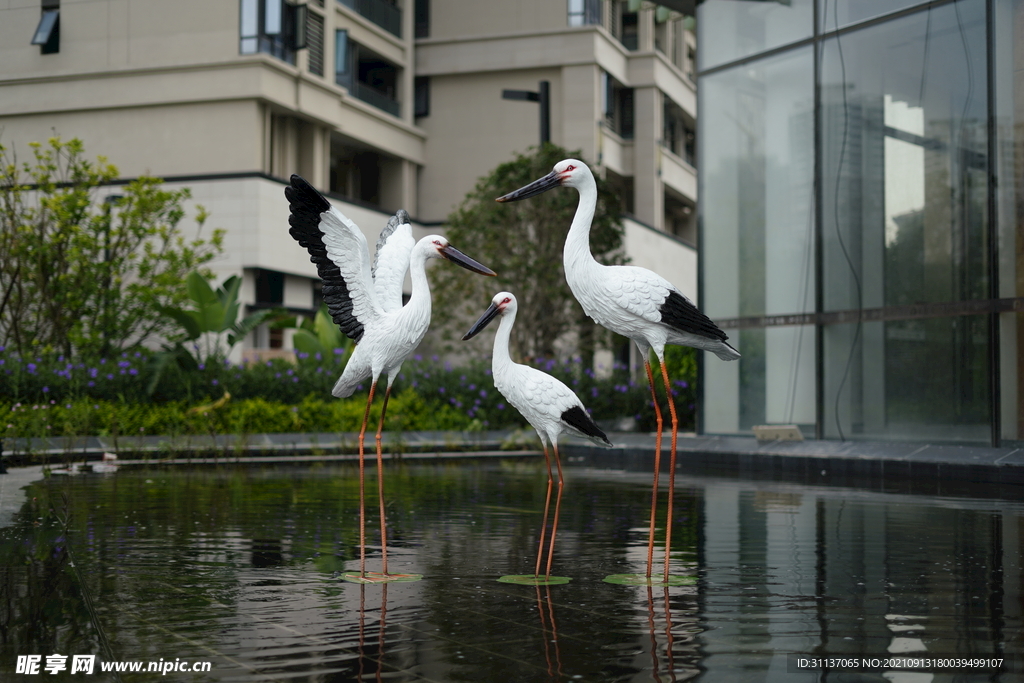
[560,405,612,446]
[659,290,729,342]
[285,174,365,343]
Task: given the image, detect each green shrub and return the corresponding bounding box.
[0,345,698,437]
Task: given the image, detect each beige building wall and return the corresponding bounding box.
[429,1,567,40]
[1,0,425,180]
[0,0,239,77]
[415,9,698,237]
[416,67,564,221]
[0,102,264,177]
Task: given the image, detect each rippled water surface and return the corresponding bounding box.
[1,459,1021,681]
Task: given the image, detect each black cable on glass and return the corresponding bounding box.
[830,0,861,442]
[918,6,932,108]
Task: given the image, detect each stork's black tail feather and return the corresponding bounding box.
[659,290,729,342]
[561,405,612,447]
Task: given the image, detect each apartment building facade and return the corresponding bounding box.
[0,0,697,364]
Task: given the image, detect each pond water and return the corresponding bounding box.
[1,458,1021,682]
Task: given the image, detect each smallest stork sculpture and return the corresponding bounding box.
[286,175,496,583]
[464,291,612,584]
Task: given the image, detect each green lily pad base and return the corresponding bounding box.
[340,571,423,584]
[497,574,571,586]
[602,573,696,587]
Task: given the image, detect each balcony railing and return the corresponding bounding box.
[338,0,401,37]
[351,82,401,117]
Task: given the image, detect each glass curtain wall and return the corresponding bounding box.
[700,49,816,434]
[699,0,1019,445]
[820,0,990,441]
[994,0,1024,443]
[698,0,814,70]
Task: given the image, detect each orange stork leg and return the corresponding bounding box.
[659,359,679,584]
[643,360,664,579]
[544,443,565,580]
[356,381,378,577]
[374,386,393,576]
[535,443,554,578]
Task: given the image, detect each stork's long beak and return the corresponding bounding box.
[496,170,561,202]
[440,245,497,276]
[462,302,501,341]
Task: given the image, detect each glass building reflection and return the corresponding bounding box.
[697,0,1023,446]
[699,480,1021,681]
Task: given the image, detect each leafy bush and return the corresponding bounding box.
[0,136,222,358]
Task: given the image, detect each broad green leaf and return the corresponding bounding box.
[186,270,217,308]
[158,305,202,340]
[315,306,346,352]
[218,275,242,308]
[221,300,240,332]
[292,328,323,356]
[196,302,226,334]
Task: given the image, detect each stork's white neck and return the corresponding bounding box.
[564,175,600,277]
[491,306,516,377]
[402,248,432,326]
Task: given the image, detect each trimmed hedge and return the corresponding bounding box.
[2,391,479,440]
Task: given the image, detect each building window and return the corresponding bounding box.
[664,187,695,245]
[414,76,430,118]
[338,0,402,38]
[663,96,695,167]
[617,2,638,50]
[255,269,285,305]
[568,0,600,27]
[330,142,382,207]
[671,19,684,69]
[654,14,668,54]
[31,1,60,54]
[336,30,401,117]
[240,0,304,65]
[335,29,350,82]
[415,0,429,38]
[603,72,633,139]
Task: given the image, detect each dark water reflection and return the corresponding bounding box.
[0,461,1020,681]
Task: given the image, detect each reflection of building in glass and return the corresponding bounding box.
[697,0,1023,446]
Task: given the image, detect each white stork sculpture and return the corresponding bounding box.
[497,159,739,584]
[287,175,496,582]
[464,291,611,582]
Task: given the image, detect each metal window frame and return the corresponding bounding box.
[31,9,59,51]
